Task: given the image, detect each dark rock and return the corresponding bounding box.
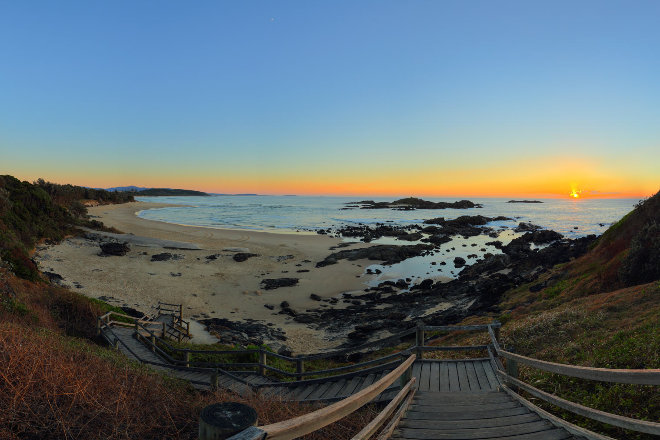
[280,301,290,308]
[453,257,466,268]
[316,244,433,267]
[151,253,178,262]
[205,254,219,260]
[100,242,130,256]
[233,253,259,262]
[261,278,298,290]
[264,304,275,310]
[310,293,322,301]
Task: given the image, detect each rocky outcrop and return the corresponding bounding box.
[348,198,483,210]
[316,244,433,267]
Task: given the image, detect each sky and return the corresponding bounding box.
[1,0,658,198]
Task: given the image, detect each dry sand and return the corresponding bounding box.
[35,202,377,353]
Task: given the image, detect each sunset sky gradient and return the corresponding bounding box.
[1,1,658,198]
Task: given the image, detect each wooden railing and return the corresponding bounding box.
[123,321,501,385]
[487,324,660,437]
[228,355,417,440]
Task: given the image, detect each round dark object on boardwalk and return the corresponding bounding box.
[198,402,257,439]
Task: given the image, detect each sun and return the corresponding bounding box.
[569,186,582,199]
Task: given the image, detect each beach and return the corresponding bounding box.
[35,202,376,353]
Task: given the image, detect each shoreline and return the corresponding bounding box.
[36,201,379,353]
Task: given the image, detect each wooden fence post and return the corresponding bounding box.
[415,322,425,360]
[179,303,183,320]
[151,334,156,352]
[211,370,219,392]
[185,351,191,368]
[258,350,267,376]
[506,345,518,391]
[162,321,166,339]
[96,317,101,336]
[296,357,304,380]
[494,322,501,344]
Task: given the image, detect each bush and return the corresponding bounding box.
[619,220,660,286]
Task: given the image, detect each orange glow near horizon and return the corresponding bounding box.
[8,156,657,200]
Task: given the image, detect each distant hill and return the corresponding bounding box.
[135,188,209,197]
[105,186,148,192]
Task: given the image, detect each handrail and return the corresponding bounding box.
[487,324,660,385]
[350,377,416,440]
[487,324,660,436]
[230,354,416,440]
[498,349,660,385]
[497,369,660,435]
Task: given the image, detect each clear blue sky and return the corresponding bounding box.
[1,0,658,196]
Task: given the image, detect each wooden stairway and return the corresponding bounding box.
[393,391,580,440]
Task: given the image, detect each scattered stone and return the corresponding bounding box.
[310,293,322,301]
[261,278,299,290]
[150,253,182,262]
[453,257,466,268]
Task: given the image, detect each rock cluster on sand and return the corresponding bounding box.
[99,242,130,256]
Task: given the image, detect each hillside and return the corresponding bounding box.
[134,188,209,196]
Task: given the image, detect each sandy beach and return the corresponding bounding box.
[35,202,378,353]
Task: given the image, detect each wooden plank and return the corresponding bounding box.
[472,359,490,391]
[439,362,450,392]
[482,360,500,390]
[414,391,512,404]
[293,384,318,401]
[394,426,571,440]
[419,363,431,392]
[447,362,460,392]
[465,361,480,391]
[429,362,440,392]
[321,379,348,400]
[404,406,529,420]
[357,373,378,392]
[498,349,660,385]
[398,413,540,429]
[336,375,365,398]
[395,420,554,438]
[305,381,334,401]
[456,361,470,391]
[409,401,520,411]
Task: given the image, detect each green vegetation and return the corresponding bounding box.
[0,175,131,281]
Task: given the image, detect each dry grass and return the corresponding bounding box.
[0,321,379,440]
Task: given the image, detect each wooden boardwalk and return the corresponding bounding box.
[100,316,658,439]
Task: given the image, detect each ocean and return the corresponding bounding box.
[135,195,638,238]
[135,196,639,285]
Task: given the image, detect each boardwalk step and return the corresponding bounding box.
[393,427,573,440]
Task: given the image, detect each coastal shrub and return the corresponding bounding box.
[619,220,660,286]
